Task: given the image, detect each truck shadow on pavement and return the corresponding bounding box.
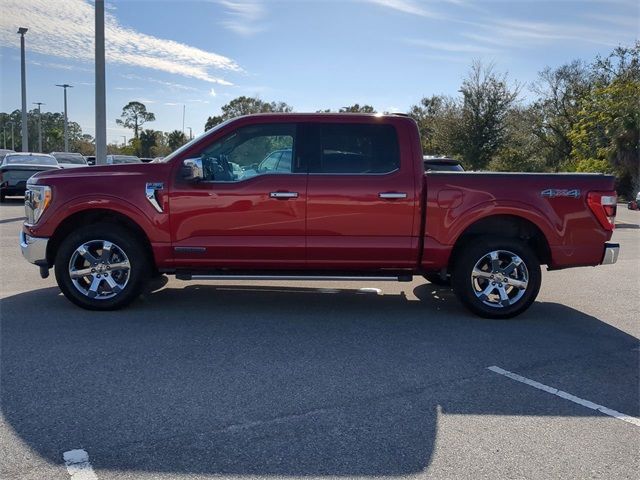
[1,283,638,476]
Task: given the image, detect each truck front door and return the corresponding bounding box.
[169,123,307,269]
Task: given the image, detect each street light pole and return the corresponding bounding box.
[18,27,28,152]
[187,127,193,140]
[33,102,45,152]
[182,104,185,134]
[2,125,6,149]
[8,121,15,150]
[121,135,126,147]
[55,84,72,152]
[95,0,107,165]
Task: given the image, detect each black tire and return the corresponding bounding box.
[54,223,150,310]
[0,191,6,203]
[422,272,451,287]
[451,237,541,319]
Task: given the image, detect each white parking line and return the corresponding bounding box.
[488,365,640,427]
[63,449,98,480]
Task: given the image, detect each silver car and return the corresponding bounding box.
[50,152,88,169]
[106,155,142,165]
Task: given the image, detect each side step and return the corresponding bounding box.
[176,273,413,282]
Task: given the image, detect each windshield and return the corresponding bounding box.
[53,154,86,164]
[160,118,234,163]
[4,154,57,166]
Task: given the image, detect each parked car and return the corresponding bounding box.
[241,148,293,180]
[106,155,142,165]
[423,156,464,172]
[628,191,640,210]
[20,113,619,318]
[0,149,16,162]
[51,152,88,169]
[1,152,60,201]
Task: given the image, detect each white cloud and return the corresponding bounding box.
[405,39,498,54]
[366,0,441,18]
[218,0,266,36]
[471,18,631,47]
[0,0,241,84]
[120,74,198,91]
[209,88,217,97]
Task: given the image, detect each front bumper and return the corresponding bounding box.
[601,242,620,265]
[20,230,49,265]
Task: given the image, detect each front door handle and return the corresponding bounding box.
[379,192,407,199]
[270,191,299,199]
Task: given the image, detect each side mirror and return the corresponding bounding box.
[182,157,204,182]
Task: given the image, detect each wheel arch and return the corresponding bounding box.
[46,208,156,270]
[448,214,552,271]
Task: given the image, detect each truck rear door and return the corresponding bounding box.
[304,121,418,269]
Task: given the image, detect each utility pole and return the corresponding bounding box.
[121,135,126,147]
[33,102,44,152]
[2,124,6,149]
[182,104,186,134]
[55,84,72,152]
[18,27,28,152]
[187,127,193,140]
[95,0,107,165]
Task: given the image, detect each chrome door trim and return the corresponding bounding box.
[270,191,299,199]
[378,192,408,199]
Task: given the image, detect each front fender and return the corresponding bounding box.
[25,194,171,244]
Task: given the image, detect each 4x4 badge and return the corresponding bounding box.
[541,188,580,198]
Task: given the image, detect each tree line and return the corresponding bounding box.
[1,43,636,196]
[203,43,638,197]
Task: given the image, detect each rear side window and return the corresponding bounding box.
[311,124,400,174]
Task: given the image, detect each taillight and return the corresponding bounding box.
[587,191,617,231]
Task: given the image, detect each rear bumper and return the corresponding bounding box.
[601,242,620,265]
[20,230,49,265]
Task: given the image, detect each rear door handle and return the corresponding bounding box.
[270,191,299,199]
[378,192,407,199]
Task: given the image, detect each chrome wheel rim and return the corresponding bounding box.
[68,240,131,300]
[471,250,529,308]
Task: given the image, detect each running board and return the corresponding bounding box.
[176,273,412,282]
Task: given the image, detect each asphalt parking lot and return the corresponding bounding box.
[1,197,639,480]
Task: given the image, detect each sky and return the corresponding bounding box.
[0,0,638,145]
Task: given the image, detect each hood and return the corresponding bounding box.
[28,162,167,184]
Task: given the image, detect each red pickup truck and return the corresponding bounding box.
[20,113,619,318]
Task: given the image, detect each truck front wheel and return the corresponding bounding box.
[54,224,150,310]
[452,237,541,319]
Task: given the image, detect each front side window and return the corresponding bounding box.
[193,123,296,182]
[311,124,400,174]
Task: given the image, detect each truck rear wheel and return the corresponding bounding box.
[54,223,150,310]
[452,237,541,319]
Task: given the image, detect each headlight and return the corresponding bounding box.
[25,185,52,224]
